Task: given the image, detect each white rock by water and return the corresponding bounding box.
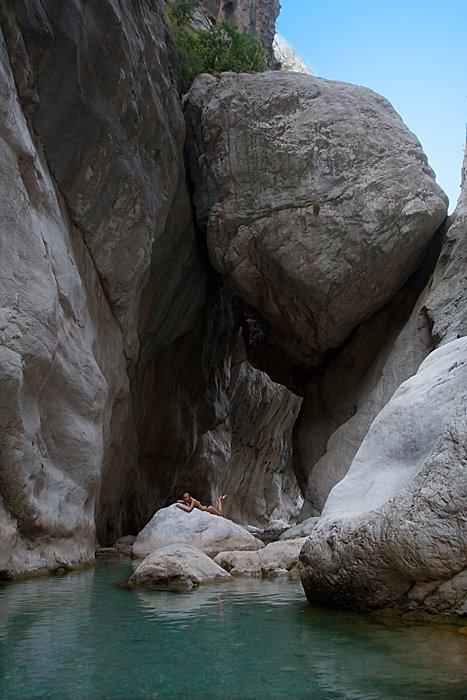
[133,504,264,558]
[129,544,232,590]
[214,538,307,577]
[300,337,467,614]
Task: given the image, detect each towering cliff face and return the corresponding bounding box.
[0,0,300,575]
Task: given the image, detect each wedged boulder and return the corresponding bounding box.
[214,538,307,577]
[133,504,264,558]
[300,337,467,615]
[184,71,447,379]
[129,544,232,590]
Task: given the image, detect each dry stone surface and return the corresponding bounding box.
[185,71,447,376]
[133,504,264,559]
[300,338,467,615]
[214,538,307,577]
[129,543,232,590]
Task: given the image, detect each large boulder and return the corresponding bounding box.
[133,504,264,558]
[214,538,307,577]
[299,337,467,615]
[185,71,447,379]
[129,544,232,590]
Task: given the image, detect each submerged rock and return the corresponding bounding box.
[300,337,467,615]
[129,544,232,590]
[214,538,307,577]
[133,504,264,559]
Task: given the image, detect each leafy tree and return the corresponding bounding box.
[165,0,267,91]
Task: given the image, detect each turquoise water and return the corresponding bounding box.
[0,561,466,700]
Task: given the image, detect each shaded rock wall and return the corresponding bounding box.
[187,344,303,527]
[0,1,302,574]
[0,16,132,573]
[0,0,214,570]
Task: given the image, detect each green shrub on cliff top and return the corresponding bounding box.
[165,0,267,90]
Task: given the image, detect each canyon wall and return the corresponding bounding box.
[1,0,465,617]
[0,0,300,575]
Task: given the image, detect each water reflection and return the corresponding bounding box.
[0,561,465,700]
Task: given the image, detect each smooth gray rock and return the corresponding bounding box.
[425,150,467,344]
[295,257,438,519]
[185,71,447,379]
[0,19,131,576]
[192,351,303,527]
[133,504,264,559]
[280,518,320,540]
[214,538,307,577]
[300,338,467,615]
[129,544,232,590]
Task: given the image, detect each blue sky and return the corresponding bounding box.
[276,0,466,211]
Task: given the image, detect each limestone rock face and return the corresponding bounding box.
[133,504,264,558]
[0,0,216,570]
[273,34,313,74]
[214,538,307,577]
[190,352,303,527]
[185,72,447,379]
[129,543,232,590]
[300,338,467,615]
[0,16,132,575]
[425,151,467,344]
[294,248,439,519]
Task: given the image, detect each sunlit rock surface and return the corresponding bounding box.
[185,71,447,382]
[425,151,467,344]
[300,338,467,615]
[273,34,313,74]
[133,504,264,558]
[129,543,232,590]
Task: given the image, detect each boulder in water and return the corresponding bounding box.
[129,544,232,590]
[133,504,264,558]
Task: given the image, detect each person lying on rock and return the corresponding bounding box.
[176,492,226,516]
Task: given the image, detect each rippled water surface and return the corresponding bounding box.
[0,561,466,700]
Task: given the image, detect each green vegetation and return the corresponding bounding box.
[165,0,267,90]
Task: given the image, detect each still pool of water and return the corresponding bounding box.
[0,560,466,700]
